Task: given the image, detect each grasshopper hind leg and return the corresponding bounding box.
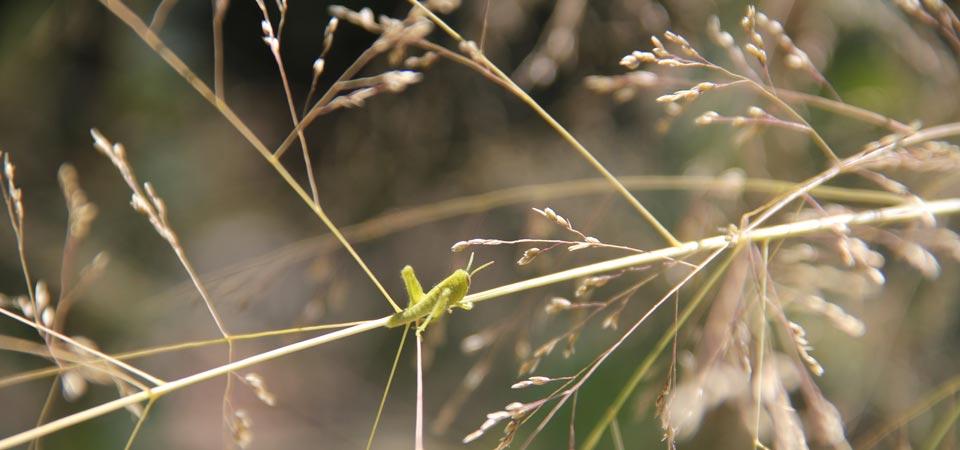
[401,265,425,306]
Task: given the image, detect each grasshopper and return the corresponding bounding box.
[386,255,493,334]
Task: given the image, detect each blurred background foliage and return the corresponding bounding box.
[0,0,959,449]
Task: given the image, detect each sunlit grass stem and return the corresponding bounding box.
[3,197,959,448]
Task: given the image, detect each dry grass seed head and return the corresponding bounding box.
[797,295,865,337]
[583,71,659,103]
[463,401,528,445]
[544,297,572,314]
[803,390,849,447]
[59,164,98,239]
[231,409,253,449]
[864,140,960,171]
[3,153,24,224]
[663,362,751,439]
[243,373,277,406]
[404,51,439,69]
[787,320,824,376]
[322,17,338,56]
[328,6,378,33]
[35,281,52,328]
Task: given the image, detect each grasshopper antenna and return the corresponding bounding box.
[465,252,476,273]
[469,260,494,277]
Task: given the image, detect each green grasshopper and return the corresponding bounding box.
[386,255,493,334]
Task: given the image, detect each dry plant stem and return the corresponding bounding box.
[752,241,770,449]
[0,321,370,390]
[415,332,425,450]
[273,34,516,160]
[0,317,389,450]
[274,45,382,159]
[922,396,960,450]
[0,306,161,387]
[0,156,73,394]
[28,377,60,450]
[658,52,837,162]
[414,40,513,89]
[98,0,401,313]
[4,198,960,448]
[644,58,837,161]
[212,0,229,100]
[0,335,52,359]
[0,178,929,383]
[479,0,491,50]
[175,243,231,339]
[471,238,642,254]
[708,67,840,163]
[760,87,834,162]
[899,2,960,56]
[609,419,625,450]
[274,37,551,159]
[116,0,925,319]
[431,321,511,434]
[272,36,901,235]
[167,175,902,299]
[76,5,959,448]
[365,324,410,450]
[776,90,913,133]
[857,373,960,449]
[468,277,658,437]
[469,197,960,306]
[0,167,36,318]
[0,336,151,390]
[123,398,156,450]
[258,5,321,205]
[712,116,811,133]
[744,122,960,233]
[220,346,237,445]
[519,246,727,450]
[569,391,578,449]
[350,175,903,235]
[486,54,681,247]
[656,74,908,132]
[52,257,103,333]
[405,0,681,248]
[148,0,178,30]
[580,245,743,450]
[527,275,659,369]
[92,130,230,340]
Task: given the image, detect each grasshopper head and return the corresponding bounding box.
[464,252,494,279]
[453,255,494,311]
[452,268,471,290]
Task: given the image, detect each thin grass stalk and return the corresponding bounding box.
[580,244,743,450]
[858,373,960,449]
[922,395,960,450]
[365,324,410,450]
[404,0,681,247]
[415,332,425,450]
[2,197,960,447]
[0,320,374,390]
[96,0,401,313]
[122,398,156,450]
[751,241,769,449]
[0,317,388,450]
